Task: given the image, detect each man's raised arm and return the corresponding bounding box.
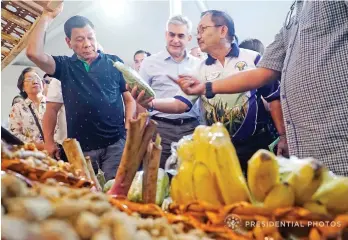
[26,4,63,75]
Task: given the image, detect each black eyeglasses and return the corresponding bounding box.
[196,25,223,35]
[284,0,296,30]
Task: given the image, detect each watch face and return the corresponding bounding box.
[205,82,214,99]
[206,92,214,99]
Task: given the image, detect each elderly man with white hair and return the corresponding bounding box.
[133,15,201,168]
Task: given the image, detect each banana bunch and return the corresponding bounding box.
[247,150,295,211]
[305,176,348,215]
[171,123,348,216]
[247,151,348,215]
[170,123,251,206]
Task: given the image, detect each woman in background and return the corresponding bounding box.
[11,95,24,106]
[9,67,58,150]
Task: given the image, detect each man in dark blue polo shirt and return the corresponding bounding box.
[26,4,136,181]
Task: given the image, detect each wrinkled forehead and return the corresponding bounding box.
[167,23,189,35]
[199,13,214,27]
[70,25,96,39]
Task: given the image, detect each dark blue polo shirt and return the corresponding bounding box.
[51,51,126,151]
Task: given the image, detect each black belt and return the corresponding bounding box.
[151,116,197,125]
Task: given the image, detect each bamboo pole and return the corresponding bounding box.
[62,138,91,180]
[142,134,162,204]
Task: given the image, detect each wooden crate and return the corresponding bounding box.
[1,1,62,69]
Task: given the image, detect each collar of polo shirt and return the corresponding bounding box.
[71,50,102,62]
[71,50,102,72]
[205,42,240,66]
[163,48,190,61]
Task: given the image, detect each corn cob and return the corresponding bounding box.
[112,61,156,99]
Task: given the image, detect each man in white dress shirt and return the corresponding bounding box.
[43,78,67,159]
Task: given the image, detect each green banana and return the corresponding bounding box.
[247,150,279,202]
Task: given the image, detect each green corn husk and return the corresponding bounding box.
[102,169,170,206]
[103,179,114,193]
[112,61,156,99]
[127,169,170,206]
[96,169,106,190]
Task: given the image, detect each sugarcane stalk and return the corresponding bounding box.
[62,139,91,180]
[135,119,158,165]
[142,142,153,203]
[142,134,162,204]
[138,112,150,133]
[108,117,145,196]
[85,156,102,191]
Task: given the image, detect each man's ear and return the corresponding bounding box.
[165,31,169,40]
[188,34,192,42]
[220,25,229,40]
[65,37,72,49]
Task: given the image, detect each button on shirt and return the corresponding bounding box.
[51,51,127,151]
[139,49,201,120]
[257,1,348,176]
[46,78,67,144]
[176,44,280,141]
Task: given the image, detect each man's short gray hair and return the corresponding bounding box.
[166,15,192,34]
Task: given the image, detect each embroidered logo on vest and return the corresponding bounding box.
[235,61,248,71]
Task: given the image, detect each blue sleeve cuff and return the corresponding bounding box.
[254,54,262,65]
[173,96,192,112]
[263,84,280,102]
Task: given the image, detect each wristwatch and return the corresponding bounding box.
[148,101,155,112]
[205,82,215,99]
